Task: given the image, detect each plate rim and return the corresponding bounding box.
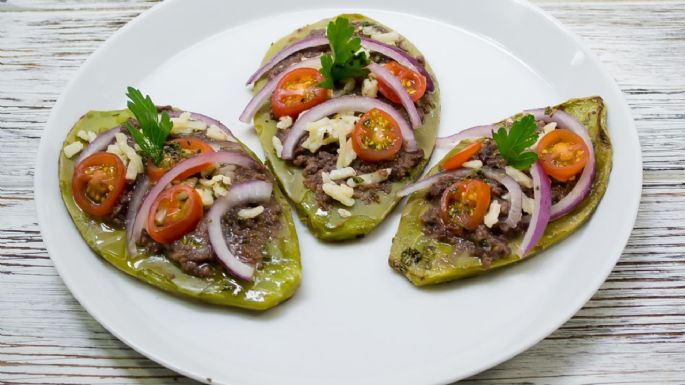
[34,1,642,384]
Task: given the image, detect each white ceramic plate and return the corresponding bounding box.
[35,1,641,384]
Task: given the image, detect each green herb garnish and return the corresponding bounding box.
[492,114,539,170]
[125,86,172,166]
[318,17,370,89]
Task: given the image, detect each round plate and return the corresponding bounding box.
[35,1,641,384]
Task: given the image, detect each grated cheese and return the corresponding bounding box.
[238,206,264,219]
[484,200,502,228]
[63,141,83,158]
[505,166,533,188]
[322,182,355,206]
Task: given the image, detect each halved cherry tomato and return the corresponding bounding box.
[72,152,127,217]
[377,61,427,104]
[146,137,215,182]
[440,179,491,232]
[271,68,330,118]
[147,184,203,244]
[443,142,482,171]
[536,128,589,182]
[351,108,403,162]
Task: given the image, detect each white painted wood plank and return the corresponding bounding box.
[1,1,683,384]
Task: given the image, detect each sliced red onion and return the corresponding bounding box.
[435,124,495,148]
[239,56,322,123]
[397,169,473,197]
[246,36,328,85]
[359,37,434,92]
[480,167,523,228]
[280,96,416,160]
[206,180,273,281]
[166,110,236,140]
[75,126,121,164]
[129,151,256,250]
[125,176,150,257]
[526,108,596,220]
[519,161,551,257]
[369,62,422,128]
[245,35,434,91]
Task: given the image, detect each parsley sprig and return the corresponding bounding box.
[492,114,539,170]
[318,17,370,89]
[125,87,172,166]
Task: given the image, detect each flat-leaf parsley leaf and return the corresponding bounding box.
[492,114,539,170]
[125,87,172,166]
[318,17,370,89]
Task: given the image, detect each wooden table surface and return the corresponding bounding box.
[1,1,684,384]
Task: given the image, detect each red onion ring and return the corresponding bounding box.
[519,161,551,257]
[369,62,422,128]
[359,37,434,92]
[74,126,121,164]
[435,124,495,148]
[526,108,596,220]
[129,151,256,250]
[239,56,322,123]
[280,96,416,160]
[166,110,236,140]
[397,169,473,197]
[206,180,273,281]
[480,167,523,228]
[245,35,434,91]
[246,36,328,85]
[125,176,150,257]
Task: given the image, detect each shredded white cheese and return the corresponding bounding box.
[276,116,293,130]
[346,168,392,187]
[63,141,83,158]
[199,174,231,187]
[333,78,356,98]
[114,132,143,180]
[272,136,284,158]
[76,130,97,143]
[212,184,228,197]
[337,138,358,169]
[196,187,214,207]
[362,77,378,98]
[329,167,356,181]
[238,205,264,219]
[302,113,358,153]
[322,182,355,207]
[505,166,533,188]
[362,26,401,45]
[463,160,483,169]
[338,208,352,218]
[206,124,231,141]
[522,194,535,215]
[484,200,502,228]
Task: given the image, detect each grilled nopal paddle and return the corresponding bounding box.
[251,13,440,241]
[59,110,301,310]
[390,97,612,286]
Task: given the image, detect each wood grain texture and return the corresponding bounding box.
[1,1,683,384]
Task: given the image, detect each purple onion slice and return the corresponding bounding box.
[526,108,596,220]
[519,161,551,257]
[435,124,495,148]
[206,180,273,281]
[396,169,473,197]
[369,62,422,128]
[280,96,416,160]
[245,35,434,91]
[129,151,256,252]
[125,176,150,257]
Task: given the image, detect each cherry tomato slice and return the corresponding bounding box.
[146,137,215,182]
[147,184,203,244]
[351,108,403,162]
[377,61,427,104]
[72,152,127,217]
[440,179,491,231]
[536,128,589,182]
[443,142,482,171]
[271,68,330,119]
